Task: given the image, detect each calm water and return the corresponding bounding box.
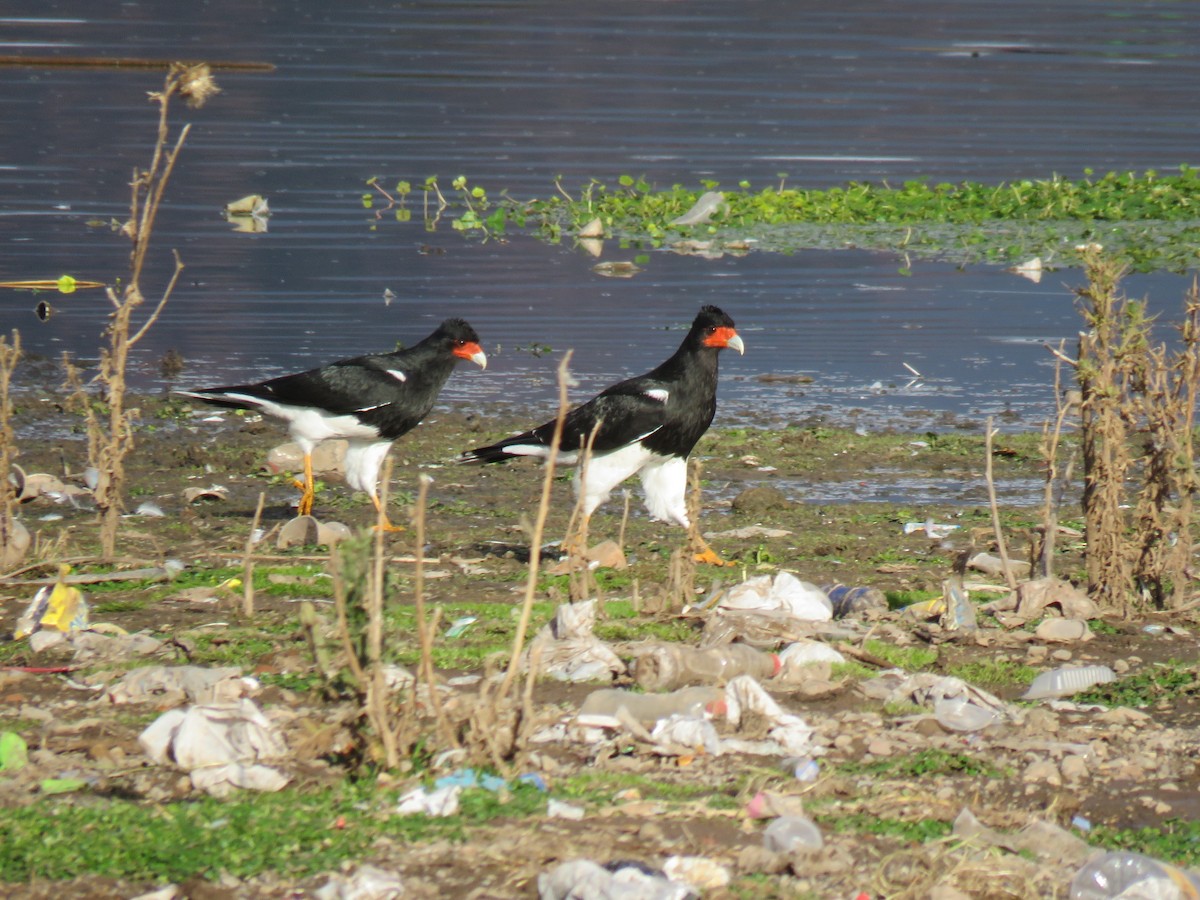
[1,1,1198,430]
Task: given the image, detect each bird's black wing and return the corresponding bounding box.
[543,376,670,454]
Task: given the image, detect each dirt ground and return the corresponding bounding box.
[2,386,1199,899]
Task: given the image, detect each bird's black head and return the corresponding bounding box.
[433,318,487,368]
[691,305,744,355]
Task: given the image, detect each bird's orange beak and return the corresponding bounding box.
[704,326,745,354]
[455,342,488,369]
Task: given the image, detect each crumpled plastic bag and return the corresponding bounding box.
[722,675,817,757]
[395,784,461,817]
[314,864,404,900]
[107,665,253,707]
[718,572,832,621]
[13,569,88,640]
[138,698,289,797]
[528,599,626,682]
[538,859,696,900]
[859,669,1012,732]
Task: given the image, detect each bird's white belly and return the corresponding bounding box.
[251,399,381,449]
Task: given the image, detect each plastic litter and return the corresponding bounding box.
[530,599,626,682]
[941,576,977,633]
[968,552,1032,579]
[0,731,28,771]
[107,665,252,706]
[547,798,585,820]
[718,571,833,621]
[763,815,824,853]
[633,642,778,692]
[661,856,730,890]
[1022,665,1116,700]
[396,784,461,817]
[314,863,403,900]
[13,565,88,640]
[1069,850,1200,899]
[669,190,727,226]
[578,685,725,728]
[821,583,888,618]
[902,520,960,539]
[138,698,289,797]
[537,859,695,900]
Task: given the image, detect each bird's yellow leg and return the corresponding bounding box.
[296,453,315,516]
[691,531,731,567]
[371,494,406,532]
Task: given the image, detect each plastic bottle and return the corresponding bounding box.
[633,643,779,692]
[762,815,824,853]
[577,685,726,727]
[820,583,887,618]
[1069,851,1200,899]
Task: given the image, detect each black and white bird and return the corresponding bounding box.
[178,318,486,529]
[461,305,743,563]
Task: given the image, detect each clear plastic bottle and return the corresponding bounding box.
[762,815,823,853]
[1069,851,1200,900]
[577,686,726,727]
[633,643,779,692]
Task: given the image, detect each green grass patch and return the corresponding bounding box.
[0,781,553,885]
[947,658,1038,688]
[863,640,938,671]
[1088,818,1200,868]
[1074,661,1200,707]
[816,811,953,844]
[837,748,1007,780]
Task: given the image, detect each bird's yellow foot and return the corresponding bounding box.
[374,519,407,533]
[694,547,732,566]
[296,488,315,517]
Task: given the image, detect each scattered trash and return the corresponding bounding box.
[723,675,818,757]
[107,665,254,706]
[182,485,228,503]
[530,599,626,683]
[860,670,1012,733]
[1021,665,1116,701]
[967,552,1032,580]
[578,685,725,729]
[445,616,477,638]
[538,859,693,900]
[314,864,404,900]
[941,576,977,633]
[223,194,270,233]
[133,501,166,517]
[547,798,585,820]
[821,583,888,618]
[763,814,824,853]
[632,642,778,692]
[0,731,28,771]
[1010,256,1044,283]
[719,572,833,621]
[1069,850,1200,898]
[13,565,88,640]
[396,784,461,817]
[670,190,727,226]
[276,515,351,549]
[138,698,289,797]
[953,807,1092,865]
[776,639,845,675]
[903,520,960,539]
[661,855,730,890]
[434,768,506,792]
[785,756,820,782]
[1034,618,1092,643]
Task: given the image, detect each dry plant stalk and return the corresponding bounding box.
[983,417,1018,590]
[0,331,22,565]
[499,351,573,701]
[411,473,456,749]
[241,492,265,618]
[83,63,216,559]
[1032,342,1078,579]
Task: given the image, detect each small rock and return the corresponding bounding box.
[1061,755,1089,782]
[866,738,893,757]
[1035,618,1092,643]
[1050,649,1073,662]
[1023,759,1061,785]
[731,486,793,513]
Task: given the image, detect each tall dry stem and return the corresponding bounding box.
[85,63,216,559]
[1032,343,1078,579]
[499,352,573,701]
[0,331,23,567]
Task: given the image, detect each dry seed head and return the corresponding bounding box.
[174,63,220,108]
